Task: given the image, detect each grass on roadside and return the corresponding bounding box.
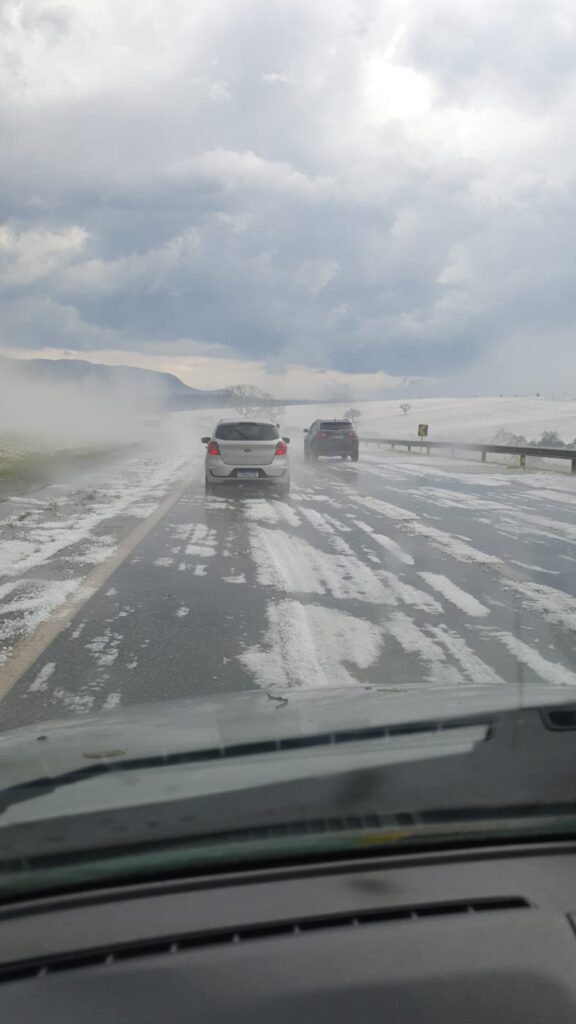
[0,437,138,494]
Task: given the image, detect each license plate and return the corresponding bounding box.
[237,471,259,479]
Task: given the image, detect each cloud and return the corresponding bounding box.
[0,224,88,286]
[163,148,330,197]
[0,0,575,392]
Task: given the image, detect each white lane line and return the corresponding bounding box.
[419,573,490,617]
[239,599,385,690]
[354,520,414,565]
[497,633,576,687]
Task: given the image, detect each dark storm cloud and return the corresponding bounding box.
[1,0,575,388]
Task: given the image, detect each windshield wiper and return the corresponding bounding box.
[0,712,494,816]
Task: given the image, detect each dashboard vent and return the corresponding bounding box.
[0,896,529,984]
[541,708,576,731]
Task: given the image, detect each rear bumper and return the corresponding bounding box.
[312,443,358,457]
[206,460,289,482]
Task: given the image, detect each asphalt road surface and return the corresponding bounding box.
[2,440,576,732]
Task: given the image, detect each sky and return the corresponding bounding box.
[1,0,575,399]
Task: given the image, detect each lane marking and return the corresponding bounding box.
[0,469,199,702]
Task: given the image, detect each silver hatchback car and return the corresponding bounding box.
[202,419,291,496]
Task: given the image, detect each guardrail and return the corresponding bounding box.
[360,437,576,473]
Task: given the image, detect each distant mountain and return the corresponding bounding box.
[0,355,230,411]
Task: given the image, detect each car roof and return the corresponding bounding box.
[216,418,278,425]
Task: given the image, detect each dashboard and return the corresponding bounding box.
[1,841,576,1022]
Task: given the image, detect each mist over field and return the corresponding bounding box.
[0,369,148,452]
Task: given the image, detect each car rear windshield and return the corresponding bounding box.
[320,421,352,430]
[215,422,280,441]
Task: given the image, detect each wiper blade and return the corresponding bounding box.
[0,712,494,816]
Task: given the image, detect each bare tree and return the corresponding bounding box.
[399,402,411,416]
[343,407,362,430]
[533,430,565,449]
[226,384,281,421]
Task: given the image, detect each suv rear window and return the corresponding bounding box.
[215,422,280,441]
[319,421,352,430]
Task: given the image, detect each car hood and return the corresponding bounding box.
[0,680,570,788]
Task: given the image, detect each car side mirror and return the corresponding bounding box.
[283,437,291,444]
[303,428,309,433]
[201,436,210,444]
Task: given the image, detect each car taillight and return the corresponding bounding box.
[275,440,288,456]
[347,431,357,438]
[207,440,220,455]
[318,431,327,438]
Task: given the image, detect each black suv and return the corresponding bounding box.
[304,419,359,462]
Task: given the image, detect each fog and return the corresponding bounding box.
[0,362,166,451]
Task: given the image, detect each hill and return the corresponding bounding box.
[280,396,576,446]
[0,356,228,410]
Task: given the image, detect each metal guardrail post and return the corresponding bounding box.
[358,437,576,472]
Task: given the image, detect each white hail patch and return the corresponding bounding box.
[239,599,384,690]
[249,525,394,604]
[419,573,490,617]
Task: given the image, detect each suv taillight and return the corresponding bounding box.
[347,431,357,438]
[275,440,288,456]
[317,431,327,438]
[207,440,220,455]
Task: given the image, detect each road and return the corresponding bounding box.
[2,438,576,732]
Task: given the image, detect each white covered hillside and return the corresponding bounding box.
[282,397,576,447]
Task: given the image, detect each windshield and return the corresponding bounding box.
[215,422,279,441]
[1,0,576,902]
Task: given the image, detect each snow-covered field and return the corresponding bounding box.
[280,396,576,445]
